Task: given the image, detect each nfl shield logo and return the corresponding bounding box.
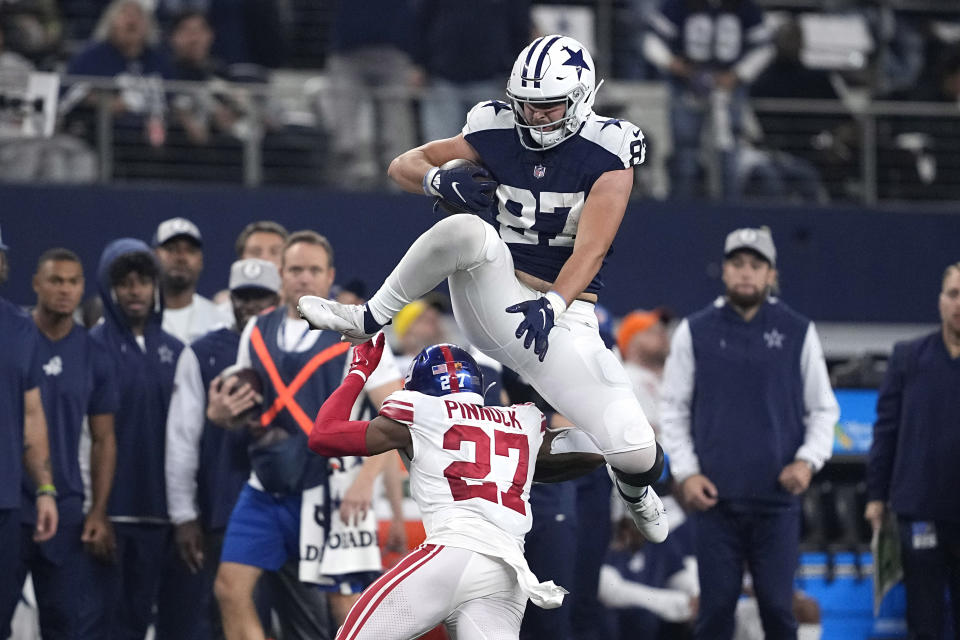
[533,164,546,179]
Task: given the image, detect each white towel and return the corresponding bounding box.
[299,457,382,584]
[298,483,328,584]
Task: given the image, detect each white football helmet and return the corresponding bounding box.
[506,35,601,150]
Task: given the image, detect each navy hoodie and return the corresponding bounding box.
[90,239,183,521]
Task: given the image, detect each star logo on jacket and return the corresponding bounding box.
[42,355,63,376]
[601,118,622,131]
[533,164,546,179]
[764,329,785,349]
[158,344,175,364]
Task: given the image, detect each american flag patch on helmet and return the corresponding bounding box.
[432,362,462,374]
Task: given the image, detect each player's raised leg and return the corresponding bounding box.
[482,300,668,543]
[299,214,527,346]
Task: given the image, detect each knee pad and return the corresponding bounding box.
[611,442,664,488]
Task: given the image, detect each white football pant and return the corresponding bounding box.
[336,544,526,640]
[366,214,657,473]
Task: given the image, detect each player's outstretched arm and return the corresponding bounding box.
[364,417,412,455]
[387,134,482,194]
[533,429,605,483]
[309,334,413,457]
[550,167,633,304]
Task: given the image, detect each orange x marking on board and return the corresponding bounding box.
[250,325,351,434]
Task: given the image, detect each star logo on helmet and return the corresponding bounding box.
[482,100,510,115]
[561,46,590,80]
[601,118,622,131]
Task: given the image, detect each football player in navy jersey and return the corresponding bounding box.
[300,35,669,545]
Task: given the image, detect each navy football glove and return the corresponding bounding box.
[505,292,567,362]
[424,164,497,213]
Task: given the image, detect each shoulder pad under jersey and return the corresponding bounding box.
[463,100,514,136]
[579,113,647,169]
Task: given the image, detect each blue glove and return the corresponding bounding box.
[424,164,497,213]
[505,292,567,362]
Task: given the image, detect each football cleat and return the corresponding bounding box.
[297,296,374,344]
[619,484,669,543]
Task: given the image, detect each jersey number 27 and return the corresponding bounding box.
[443,424,530,515]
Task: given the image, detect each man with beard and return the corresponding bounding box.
[659,227,837,640]
[154,217,232,344]
[865,262,960,638]
[81,239,184,637]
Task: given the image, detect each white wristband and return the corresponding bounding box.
[544,291,567,317]
[422,166,440,196]
[349,369,367,383]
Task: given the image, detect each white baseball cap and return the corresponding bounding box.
[724,227,776,266]
[229,259,281,293]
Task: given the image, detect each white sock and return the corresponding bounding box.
[617,480,647,501]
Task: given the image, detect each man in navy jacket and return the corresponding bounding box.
[80,238,183,638]
[660,227,838,640]
[866,262,960,639]
[0,228,58,640]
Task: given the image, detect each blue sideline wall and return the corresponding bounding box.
[1,183,957,323]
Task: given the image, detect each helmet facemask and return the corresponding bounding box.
[508,84,593,150]
[506,35,600,151]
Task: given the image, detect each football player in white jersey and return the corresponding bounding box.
[299,35,668,544]
[309,335,603,639]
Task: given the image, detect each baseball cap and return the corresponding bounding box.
[0,224,8,251]
[616,308,668,355]
[229,259,281,293]
[724,227,776,266]
[153,217,202,248]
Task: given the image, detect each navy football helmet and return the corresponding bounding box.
[404,344,484,399]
